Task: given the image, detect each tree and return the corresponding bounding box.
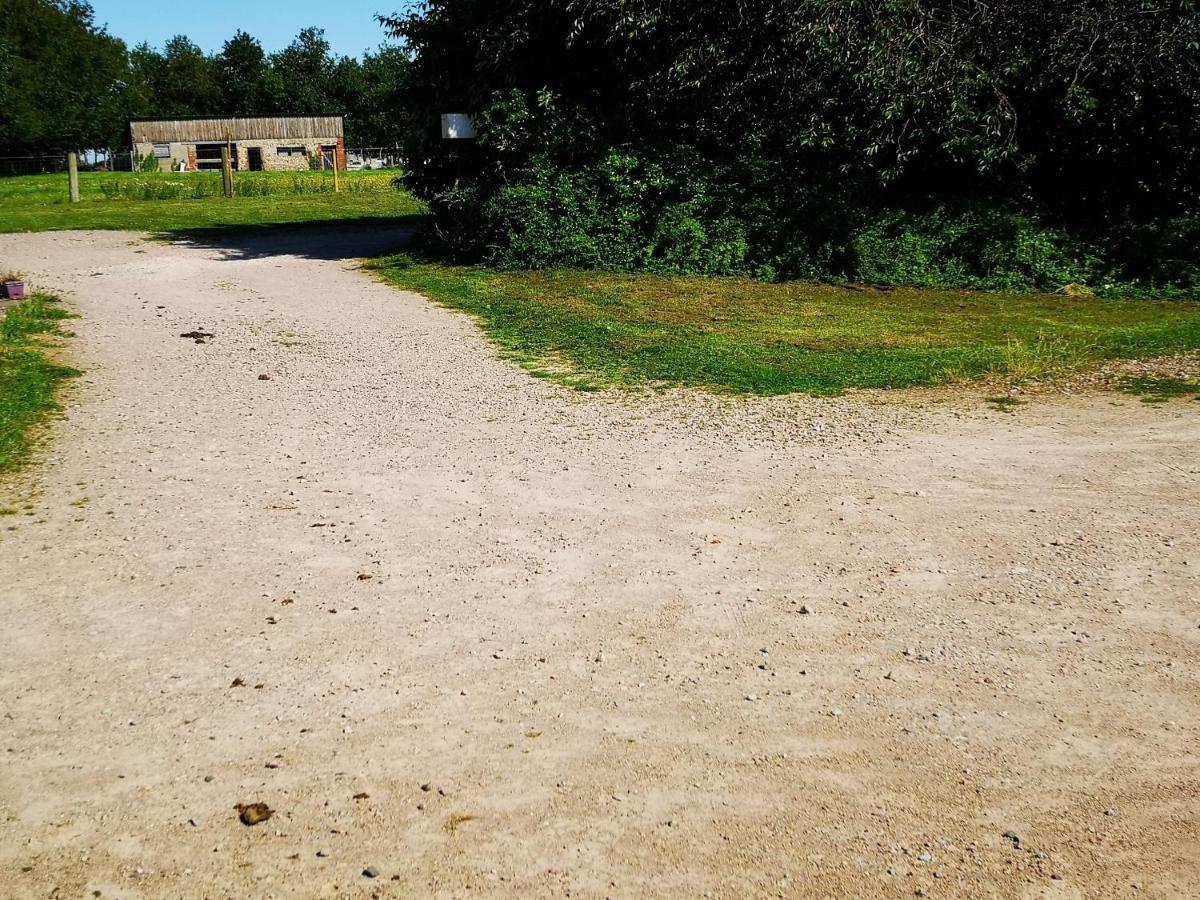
[381,0,1200,288]
[340,46,411,146]
[0,0,132,153]
[218,31,270,115]
[270,27,336,114]
[148,35,223,117]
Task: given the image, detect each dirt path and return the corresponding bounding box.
[1,229,1197,899]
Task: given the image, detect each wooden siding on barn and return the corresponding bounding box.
[129,116,344,143]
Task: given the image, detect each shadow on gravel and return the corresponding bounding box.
[159,214,428,262]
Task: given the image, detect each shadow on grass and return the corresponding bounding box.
[160,214,430,262]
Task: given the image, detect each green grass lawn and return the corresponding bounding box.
[0,293,79,474]
[370,257,1200,395]
[0,170,425,233]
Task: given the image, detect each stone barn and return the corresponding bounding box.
[129,116,346,173]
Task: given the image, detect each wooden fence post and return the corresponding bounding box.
[67,152,80,203]
[221,147,234,198]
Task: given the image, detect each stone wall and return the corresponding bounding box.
[134,137,346,173]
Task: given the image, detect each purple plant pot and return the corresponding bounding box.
[3,281,25,299]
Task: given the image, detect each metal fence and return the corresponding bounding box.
[345,147,405,170]
[0,151,133,177]
[0,155,67,177]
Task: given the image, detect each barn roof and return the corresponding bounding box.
[129,116,344,143]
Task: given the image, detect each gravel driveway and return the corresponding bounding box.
[1,228,1197,898]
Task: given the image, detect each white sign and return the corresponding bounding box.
[441,113,477,139]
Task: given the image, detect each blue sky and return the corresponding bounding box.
[89,0,404,57]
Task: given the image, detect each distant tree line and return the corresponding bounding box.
[386,0,1200,295]
[0,0,409,156]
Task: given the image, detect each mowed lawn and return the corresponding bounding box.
[0,170,425,233]
[372,257,1200,395]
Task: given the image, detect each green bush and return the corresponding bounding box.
[480,160,645,270]
[648,204,749,276]
[1091,216,1200,298]
[851,206,1090,291]
[434,146,1127,293]
[410,84,1198,295]
[389,0,1200,299]
[447,147,755,277]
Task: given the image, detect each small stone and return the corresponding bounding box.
[235,802,273,826]
[316,850,328,858]
[1002,830,1022,850]
[257,374,271,381]
[917,852,932,862]
[203,775,214,783]
[363,866,379,878]
[420,783,433,792]
[1104,807,1115,817]
[798,604,812,614]
[611,793,626,802]
[745,694,758,702]
[830,708,843,717]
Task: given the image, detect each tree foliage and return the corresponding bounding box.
[384,0,1200,292]
[0,0,411,154]
[0,0,132,152]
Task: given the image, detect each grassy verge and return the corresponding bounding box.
[0,171,425,233]
[369,256,1200,395]
[0,293,79,473]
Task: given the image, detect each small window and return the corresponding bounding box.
[152,143,170,159]
[277,146,305,157]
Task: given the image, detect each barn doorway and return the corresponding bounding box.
[247,147,263,172]
[320,145,336,169]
